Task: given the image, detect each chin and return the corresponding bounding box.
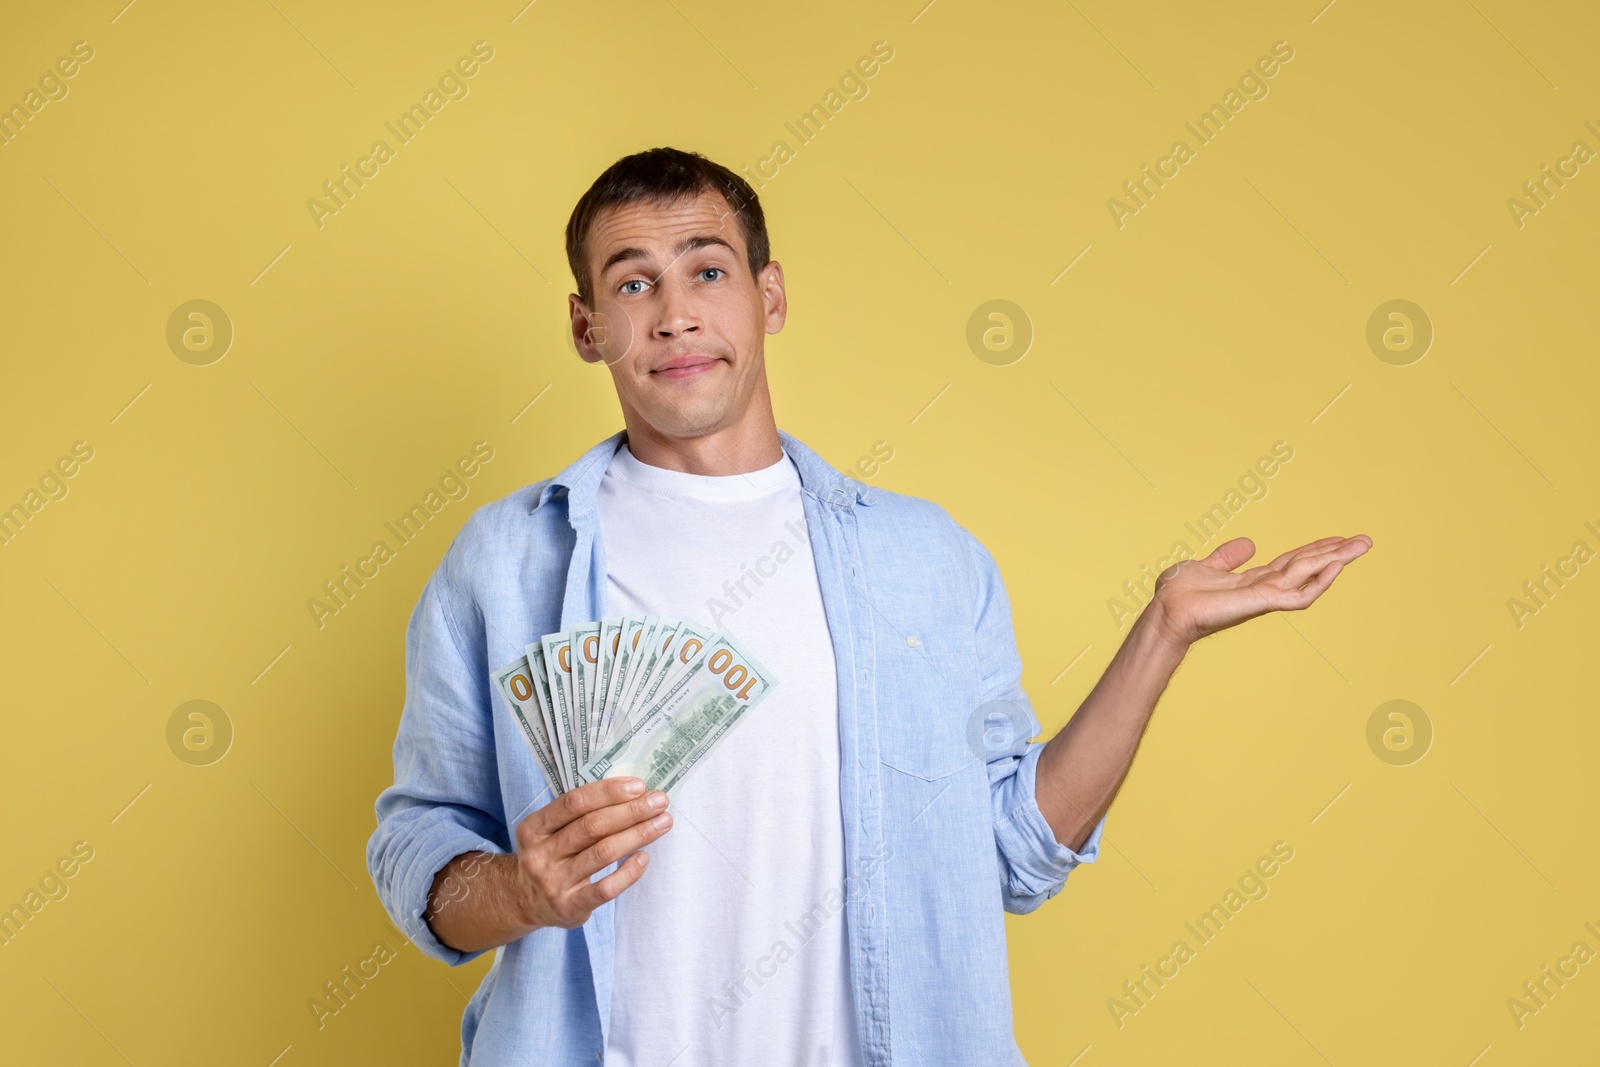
[644,401,735,437]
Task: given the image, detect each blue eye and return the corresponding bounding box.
[699,268,723,282]
[620,279,646,295]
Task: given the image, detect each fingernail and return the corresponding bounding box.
[651,812,671,829]
[647,791,667,810]
[623,778,645,795]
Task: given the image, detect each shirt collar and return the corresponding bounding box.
[533,427,877,519]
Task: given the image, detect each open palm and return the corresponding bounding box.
[1151,534,1373,646]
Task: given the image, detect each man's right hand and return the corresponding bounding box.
[514,776,672,929]
[424,776,671,953]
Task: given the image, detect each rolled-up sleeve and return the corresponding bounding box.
[957,523,1105,915]
[994,743,1105,912]
[366,551,510,966]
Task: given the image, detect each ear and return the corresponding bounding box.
[759,261,787,336]
[569,294,607,364]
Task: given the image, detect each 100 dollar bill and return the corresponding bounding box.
[537,633,583,789]
[492,656,563,793]
[579,630,777,795]
[617,619,714,745]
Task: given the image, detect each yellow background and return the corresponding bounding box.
[1,0,1596,1063]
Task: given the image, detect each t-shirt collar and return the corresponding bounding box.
[534,427,876,520]
[604,440,799,500]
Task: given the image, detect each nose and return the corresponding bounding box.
[652,271,701,341]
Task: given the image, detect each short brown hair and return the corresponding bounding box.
[564,147,770,306]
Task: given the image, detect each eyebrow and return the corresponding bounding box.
[599,234,738,280]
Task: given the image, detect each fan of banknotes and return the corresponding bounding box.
[493,615,778,796]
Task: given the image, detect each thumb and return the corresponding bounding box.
[1200,536,1256,572]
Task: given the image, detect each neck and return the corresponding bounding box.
[620,377,784,476]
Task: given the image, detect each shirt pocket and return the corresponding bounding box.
[876,643,984,782]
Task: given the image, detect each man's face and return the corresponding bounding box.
[570,188,785,440]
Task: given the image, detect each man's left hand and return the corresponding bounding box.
[1146,534,1373,649]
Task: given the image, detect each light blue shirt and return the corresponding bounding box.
[366,428,1106,1066]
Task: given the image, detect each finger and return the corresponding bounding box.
[1197,537,1256,572]
[570,849,652,913]
[1281,559,1344,608]
[1259,536,1346,574]
[568,809,673,880]
[1276,544,1350,588]
[1279,539,1371,588]
[528,776,647,837]
[551,789,670,858]
[1295,535,1370,566]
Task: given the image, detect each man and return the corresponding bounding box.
[366,147,1370,1066]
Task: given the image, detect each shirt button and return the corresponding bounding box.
[905,635,920,648]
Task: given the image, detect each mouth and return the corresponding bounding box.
[651,354,722,380]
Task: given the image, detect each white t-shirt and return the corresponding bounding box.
[596,442,864,1067]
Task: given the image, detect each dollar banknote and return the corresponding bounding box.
[614,619,714,746]
[594,615,632,749]
[523,644,569,792]
[537,632,583,789]
[521,643,566,793]
[615,614,663,727]
[492,655,564,792]
[570,621,601,765]
[494,617,778,797]
[579,629,777,795]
